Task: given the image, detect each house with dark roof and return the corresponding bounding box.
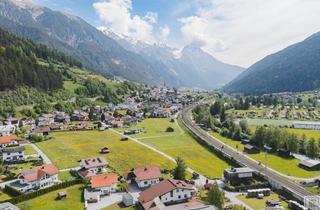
[299,159,320,171]
[124,166,162,189]
[1,146,25,162]
[138,179,196,210]
[243,144,260,154]
[77,157,107,178]
[7,164,59,193]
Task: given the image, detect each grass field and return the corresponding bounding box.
[116,118,180,138]
[63,81,83,94]
[237,193,288,210]
[36,130,174,174]
[102,203,136,210]
[136,118,231,179]
[24,145,38,155]
[209,132,320,178]
[18,184,84,210]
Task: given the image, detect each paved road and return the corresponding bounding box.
[180,107,314,202]
[28,143,52,164]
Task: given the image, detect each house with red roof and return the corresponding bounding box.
[84,173,118,207]
[7,164,59,193]
[0,135,18,147]
[124,166,162,189]
[138,179,196,210]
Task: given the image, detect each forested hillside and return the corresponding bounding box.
[0,27,82,90]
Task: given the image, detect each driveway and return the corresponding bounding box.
[86,192,125,210]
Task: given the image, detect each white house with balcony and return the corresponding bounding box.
[1,146,25,162]
[7,164,59,193]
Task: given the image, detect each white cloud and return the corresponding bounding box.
[179,0,320,67]
[93,0,157,43]
[159,25,171,41]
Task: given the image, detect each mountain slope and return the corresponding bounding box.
[101,28,244,89]
[223,32,320,94]
[0,0,166,85]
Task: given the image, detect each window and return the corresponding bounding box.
[184,194,187,198]
[178,195,181,199]
[144,181,148,185]
[170,191,173,197]
[176,189,179,192]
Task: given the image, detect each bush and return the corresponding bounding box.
[166,127,174,132]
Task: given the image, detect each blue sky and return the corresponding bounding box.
[34,0,320,67]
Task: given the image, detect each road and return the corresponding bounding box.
[180,107,314,202]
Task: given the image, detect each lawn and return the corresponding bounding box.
[58,170,76,182]
[138,119,232,179]
[102,203,136,210]
[24,145,38,155]
[116,118,180,138]
[0,189,12,202]
[63,81,83,94]
[209,132,320,178]
[36,130,174,174]
[237,193,288,210]
[10,161,37,175]
[18,184,84,210]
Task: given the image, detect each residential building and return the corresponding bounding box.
[8,164,59,193]
[1,146,25,162]
[0,135,18,147]
[84,173,118,207]
[78,157,107,178]
[138,179,196,210]
[0,125,11,136]
[124,166,162,189]
[223,167,255,185]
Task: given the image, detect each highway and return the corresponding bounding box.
[180,107,314,202]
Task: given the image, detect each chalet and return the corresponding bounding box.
[84,173,118,207]
[299,159,320,171]
[111,120,124,128]
[223,167,255,185]
[71,111,88,121]
[74,121,89,130]
[1,146,25,162]
[124,166,162,189]
[49,123,62,131]
[243,144,260,154]
[78,157,107,178]
[138,179,196,209]
[37,114,54,127]
[247,188,271,198]
[8,164,59,193]
[0,135,18,148]
[32,127,50,137]
[4,117,20,126]
[54,112,70,124]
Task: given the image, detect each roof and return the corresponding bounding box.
[91,173,118,188]
[225,167,255,174]
[299,159,320,168]
[138,179,194,204]
[0,202,20,210]
[80,157,107,169]
[0,135,17,144]
[133,166,162,181]
[21,164,59,182]
[34,127,50,134]
[1,146,25,153]
[77,168,95,178]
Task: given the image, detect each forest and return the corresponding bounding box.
[0,28,82,91]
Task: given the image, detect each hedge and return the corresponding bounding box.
[3,179,83,204]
